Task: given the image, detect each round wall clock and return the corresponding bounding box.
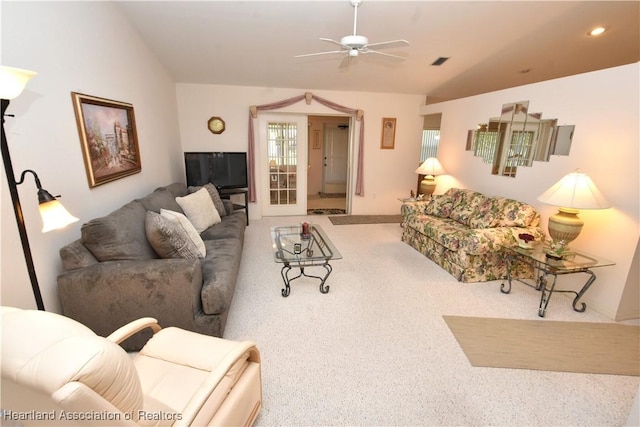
[208,116,226,134]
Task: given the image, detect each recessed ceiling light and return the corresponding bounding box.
[588,26,606,36]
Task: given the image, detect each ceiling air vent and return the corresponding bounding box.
[431,57,450,66]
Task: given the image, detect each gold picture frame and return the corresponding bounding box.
[381,117,396,149]
[72,92,141,187]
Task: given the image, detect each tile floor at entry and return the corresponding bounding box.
[307,194,346,211]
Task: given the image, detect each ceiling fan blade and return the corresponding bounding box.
[364,39,410,50]
[364,49,408,60]
[295,50,346,59]
[338,55,350,69]
[319,38,349,49]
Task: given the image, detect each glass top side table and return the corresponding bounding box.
[501,242,615,317]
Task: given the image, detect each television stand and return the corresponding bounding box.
[219,188,249,226]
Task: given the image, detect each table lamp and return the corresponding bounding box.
[537,169,610,250]
[1,65,79,310]
[415,157,446,196]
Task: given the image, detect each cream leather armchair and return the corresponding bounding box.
[1,307,262,426]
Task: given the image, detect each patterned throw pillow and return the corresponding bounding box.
[188,183,226,217]
[468,198,499,228]
[424,194,455,218]
[145,211,205,259]
[492,197,539,227]
[175,188,222,232]
[449,191,487,225]
[160,209,207,256]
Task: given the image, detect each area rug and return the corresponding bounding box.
[307,208,346,215]
[328,215,402,225]
[443,315,640,376]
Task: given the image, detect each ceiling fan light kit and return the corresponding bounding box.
[295,0,409,63]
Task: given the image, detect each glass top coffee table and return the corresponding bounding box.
[271,224,342,297]
[501,242,615,317]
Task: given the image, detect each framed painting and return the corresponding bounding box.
[71,92,141,187]
[381,117,396,149]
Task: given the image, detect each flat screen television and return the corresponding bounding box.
[184,152,248,190]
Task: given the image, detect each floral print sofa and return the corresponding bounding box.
[401,188,545,282]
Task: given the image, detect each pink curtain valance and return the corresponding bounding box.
[247,92,364,202]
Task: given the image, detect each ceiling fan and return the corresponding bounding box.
[295,0,410,65]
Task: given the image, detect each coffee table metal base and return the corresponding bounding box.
[280,262,333,297]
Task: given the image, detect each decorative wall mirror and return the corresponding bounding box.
[466,101,574,177]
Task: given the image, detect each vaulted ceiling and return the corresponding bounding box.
[116,1,639,104]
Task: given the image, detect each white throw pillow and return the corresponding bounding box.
[175,188,221,233]
[160,209,206,257]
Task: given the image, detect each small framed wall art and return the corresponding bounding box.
[72,92,141,188]
[312,130,321,149]
[381,117,396,149]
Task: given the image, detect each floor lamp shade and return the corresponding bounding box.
[37,188,79,233]
[0,66,37,99]
[415,157,446,196]
[537,170,610,248]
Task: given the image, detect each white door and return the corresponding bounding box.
[258,114,307,216]
[322,123,349,194]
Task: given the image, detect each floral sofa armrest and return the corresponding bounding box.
[401,200,428,218]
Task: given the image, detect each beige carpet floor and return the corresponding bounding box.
[224,216,639,425]
[328,214,402,225]
[444,315,640,376]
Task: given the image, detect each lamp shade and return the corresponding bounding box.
[39,199,79,233]
[537,170,610,209]
[0,66,37,100]
[415,157,446,177]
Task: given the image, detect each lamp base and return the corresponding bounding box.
[548,207,583,249]
[419,176,436,196]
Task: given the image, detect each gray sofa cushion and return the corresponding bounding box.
[138,187,183,213]
[200,212,247,240]
[161,182,190,199]
[82,200,158,261]
[200,237,243,315]
[59,240,99,270]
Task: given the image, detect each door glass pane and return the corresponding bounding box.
[267,122,298,206]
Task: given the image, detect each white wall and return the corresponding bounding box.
[1,2,183,312]
[420,63,640,320]
[175,84,425,216]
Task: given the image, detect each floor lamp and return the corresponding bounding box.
[1,66,79,310]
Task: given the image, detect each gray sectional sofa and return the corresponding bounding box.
[57,182,246,350]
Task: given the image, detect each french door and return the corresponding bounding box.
[258,114,307,216]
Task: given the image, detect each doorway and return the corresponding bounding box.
[258,114,308,216]
[307,115,349,214]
